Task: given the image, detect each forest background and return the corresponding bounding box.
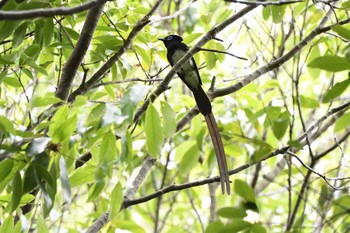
[0,0,350,232]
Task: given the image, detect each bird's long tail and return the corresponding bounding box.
[204,112,231,195]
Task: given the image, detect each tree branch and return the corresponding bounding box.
[133,4,257,124]
[225,0,303,5]
[86,155,157,233]
[0,0,108,20]
[55,2,105,101]
[68,0,164,102]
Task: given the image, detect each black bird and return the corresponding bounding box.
[159,35,230,195]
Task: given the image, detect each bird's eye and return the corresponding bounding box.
[167,36,173,40]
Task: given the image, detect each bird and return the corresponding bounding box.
[159,35,230,194]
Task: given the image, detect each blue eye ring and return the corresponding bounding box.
[167,36,173,40]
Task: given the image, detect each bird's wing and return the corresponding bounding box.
[167,43,202,90]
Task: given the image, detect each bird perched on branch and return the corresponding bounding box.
[159,35,230,194]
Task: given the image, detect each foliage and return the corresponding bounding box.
[0,0,350,232]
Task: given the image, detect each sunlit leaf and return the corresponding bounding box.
[217,207,247,219]
[234,179,256,203]
[99,131,118,163]
[333,25,350,41]
[30,95,61,108]
[334,112,350,132]
[179,144,200,174]
[308,55,350,72]
[221,220,251,232]
[69,166,95,187]
[322,78,350,103]
[145,104,164,157]
[87,180,105,202]
[37,214,49,233]
[110,182,123,218]
[161,101,176,138]
[0,215,14,232]
[120,84,150,123]
[300,95,320,108]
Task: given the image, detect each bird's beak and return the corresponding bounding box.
[158,38,166,41]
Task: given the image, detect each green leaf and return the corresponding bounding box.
[23,44,41,61]
[120,84,150,123]
[34,164,56,217]
[145,104,164,157]
[12,22,28,47]
[59,156,71,205]
[86,103,105,127]
[323,78,350,103]
[161,101,176,138]
[23,165,37,194]
[334,112,350,132]
[26,137,51,157]
[11,172,22,212]
[251,146,273,162]
[221,220,251,233]
[342,0,350,8]
[87,180,105,202]
[300,95,320,108]
[332,25,350,41]
[234,179,256,203]
[110,182,123,218]
[48,105,77,143]
[99,131,118,163]
[205,221,224,233]
[0,159,14,183]
[121,132,132,160]
[272,5,286,23]
[0,116,15,135]
[288,139,303,150]
[115,220,146,233]
[332,195,350,220]
[204,50,216,70]
[0,215,14,233]
[217,207,247,219]
[30,95,61,108]
[0,20,19,42]
[95,35,123,51]
[272,111,289,140]
[251,223,267,233]
[308,55,350,72]
[69,166,95,187]
[3,77,21,88]
[42,18,54,47]
[179,144,200,174]
[37,214,49,233]
[134,45,151,69]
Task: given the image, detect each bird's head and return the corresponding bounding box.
[159,35,183,48]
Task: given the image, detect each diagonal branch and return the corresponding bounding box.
[212,17,350,99]
[56,2,105,101]
[133,4,257,124]
[68,0,164,102]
